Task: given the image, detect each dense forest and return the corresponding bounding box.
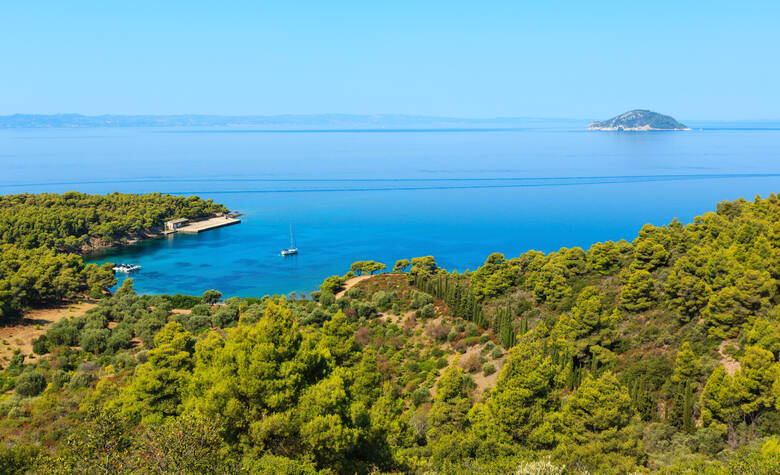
[0,192,227,323]
[1,194,779,473]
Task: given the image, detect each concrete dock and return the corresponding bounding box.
[177,216,241,234]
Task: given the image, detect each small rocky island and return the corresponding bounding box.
[588,109,690,131]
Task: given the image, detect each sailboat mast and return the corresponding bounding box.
[289,224,294,248]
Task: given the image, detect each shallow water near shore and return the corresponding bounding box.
[2,122,780,297]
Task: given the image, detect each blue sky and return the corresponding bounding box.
[0,1,778,119]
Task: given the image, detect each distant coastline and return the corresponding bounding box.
[0,113,576,129]
[2,113,779,130]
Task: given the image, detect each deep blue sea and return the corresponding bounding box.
[2,121,779,297]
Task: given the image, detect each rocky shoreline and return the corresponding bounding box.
[588,109,689,131]
[588,125,692,131]
[78,229,164,254]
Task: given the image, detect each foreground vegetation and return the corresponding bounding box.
[0,192,227,322]
[1,193,779,473]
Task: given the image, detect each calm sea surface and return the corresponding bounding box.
[2,122,779,297]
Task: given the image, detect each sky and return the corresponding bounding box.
[0,1,778,120]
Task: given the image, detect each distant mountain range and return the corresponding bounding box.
[0,113,575,129]
[588,110,690,131]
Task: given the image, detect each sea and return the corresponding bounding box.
[2,121,779,298]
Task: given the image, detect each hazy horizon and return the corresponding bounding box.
[3,112,780,125]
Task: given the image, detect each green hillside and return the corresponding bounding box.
[0,193,779,473]
[0,192,227,322]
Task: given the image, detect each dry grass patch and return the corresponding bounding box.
[0,301,97,362]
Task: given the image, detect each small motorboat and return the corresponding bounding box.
[113,263,142,273]
[281,224,298,256]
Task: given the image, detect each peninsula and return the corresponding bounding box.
[588,109,690,131]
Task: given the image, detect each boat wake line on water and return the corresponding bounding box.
[162,173,780,195]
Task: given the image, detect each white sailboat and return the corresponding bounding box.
[281,224,298,256]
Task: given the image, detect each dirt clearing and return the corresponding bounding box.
[0,301,96,363]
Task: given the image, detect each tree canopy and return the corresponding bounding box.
[2,193,779,474]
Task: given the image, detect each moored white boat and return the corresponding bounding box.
[113,263,142,272]
[281,225,298,256]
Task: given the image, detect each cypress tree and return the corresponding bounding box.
[682,382,694,433]
[566,359,577,390]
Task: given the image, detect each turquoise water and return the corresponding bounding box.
[2,123,779,297]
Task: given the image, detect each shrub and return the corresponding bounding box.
[482,362,496,376]
[165,294,201,309]
[463,336,480,347]
[372,290,394,309]
[107,327,133,353]
[15,371,46,397]
[190,304,211,316]
[69,371,93,389]
[9,351,24,369]
[211,306,239,328]
[111,352,137,370]
[0,397,21,418]
[32,335,49,355]
[0,443,40,474]
[301,307,331,326]
[51,369,70,389]
[411,291,434,309]
[460,353,482,373]
[426,321,450,341]
[447,329,459,342]
[412,387,431,406]
[419,303,435,319]
[354,327,371,346]
[80,328,110,354]
[491,347,503,359]
[352,301,377,319]
[47,322,79,347]
[186,314,211,333]
[319,292,335,307]
[82,313,108,330]
[343,307,357,320]
[7,405,28,419]
[78,361,101,374]
[135,315,165,347]
[515,458,565,475]
[346,287,362,299]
